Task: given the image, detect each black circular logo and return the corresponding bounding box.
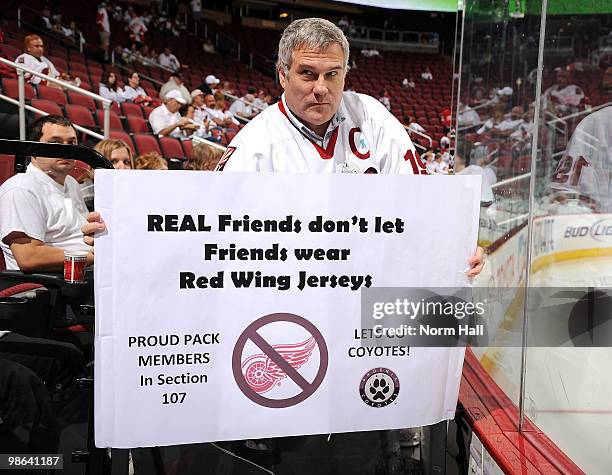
[359,367,400,408]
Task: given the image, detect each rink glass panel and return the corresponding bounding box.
[458,0,544,414]
[523,2,612,473]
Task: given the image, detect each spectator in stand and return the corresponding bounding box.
[99,70,125,103]
[122,72,151,104]
[190,0,202,23]
[229,89,259,121]
[421,67,433,80]
[205,74,220,93]
[402,77,415,89]
[135,152,168,170]
[95,138,134,170]
[204,93,238,129]
[457,102,481,127]
[361,46,380,57]
[191,89,210,126]
[149,90,190,138]
[544,69,585,115]
[15,35,62,87]
[160,72,191,105]
[35,7,53,31]
[221,81,234,96]
[252,90,270,110]
[422,149,436,174]
[185,144,223,171]
[202,39,216,54]
[337,16,349,32]
[378,90,391,111]
[183,105,208,138]
[159,47,181,70]
[403,115,426,134]
[97,2,112,60]
[0,116,92,271]
[64,21,86,47]
[127,11,148,46]
[434,153,449,174]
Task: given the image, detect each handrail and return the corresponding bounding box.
[191,135,227,152]
[110,57,164,87]
[404,125,433,149]
[112,48,174,75]
[490,172,531,190]
[0,57,111,140]
[0,94,104,141]
[545,100,612,125]
[223,92,265,112]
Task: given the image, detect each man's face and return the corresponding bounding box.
[166,98,181,113]
[279,43,345,134]
[556,70,570,86]
[204,95,216,108]
[26,39,45,59]
[31,123,78,179]
[192,94,204,107]
[510,106,523,120]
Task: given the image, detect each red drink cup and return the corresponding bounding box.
[64,251,88,283]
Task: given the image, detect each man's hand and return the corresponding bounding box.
[82,211,106,247]
[467,246,485,277]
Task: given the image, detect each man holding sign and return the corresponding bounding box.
[83,17,483,469]
[84,18,483,275]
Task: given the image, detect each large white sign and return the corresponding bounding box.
[94,171,481,448]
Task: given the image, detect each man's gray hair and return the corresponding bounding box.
[277,18,350,74]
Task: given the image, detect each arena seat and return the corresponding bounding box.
[65,104,96,128]
[181,139,193,159]
[1,78,36,100]
[121,102,144,118]
[109,131,136,154]
[0,43,21,60]
[159,137,185,159]
[38,85,67,106]
[67,91,96,111]
[31,99,63,117]
[95,110,124,131]
[134,134,162,156]
[127,116,149,134]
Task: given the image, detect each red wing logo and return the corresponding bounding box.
[241,336,316,394]
[215,146,236,171]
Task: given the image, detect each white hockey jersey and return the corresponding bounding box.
[15,53,59,85]
[551,106,612,212]
[217,92,428,175]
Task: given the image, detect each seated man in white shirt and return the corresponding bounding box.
[148,90,190,138]
[229,93,257,121]
[0,115,92,272]
[158,47,181,70]
[15,35,60,86]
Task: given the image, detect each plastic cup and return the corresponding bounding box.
[64,251,88,283]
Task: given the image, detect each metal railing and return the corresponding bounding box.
[405,126,433,149]
[191,135,227,152]
[0,57,112,140]
[112,48,174,76]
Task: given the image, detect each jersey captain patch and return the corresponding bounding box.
[348,127,370,160]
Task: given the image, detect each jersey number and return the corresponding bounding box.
[552,156,589,186]
[404,149,429,175]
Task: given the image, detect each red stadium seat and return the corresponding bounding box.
[109,131,136,154]
[159,137,185,159]
[69,63,88,75]
[38,85,67,106]
[1,78,36,100]
[181,139,193,159]
[95,110,123,130]
[143,106,155,119]
[31,99,63,118]
[67,91,96,111]
[65,104,96,128]
[133,134,162,156]
[0,44,21,60]
[121,102,144,118]
[0,154,15,186]
[127,116,149,134]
